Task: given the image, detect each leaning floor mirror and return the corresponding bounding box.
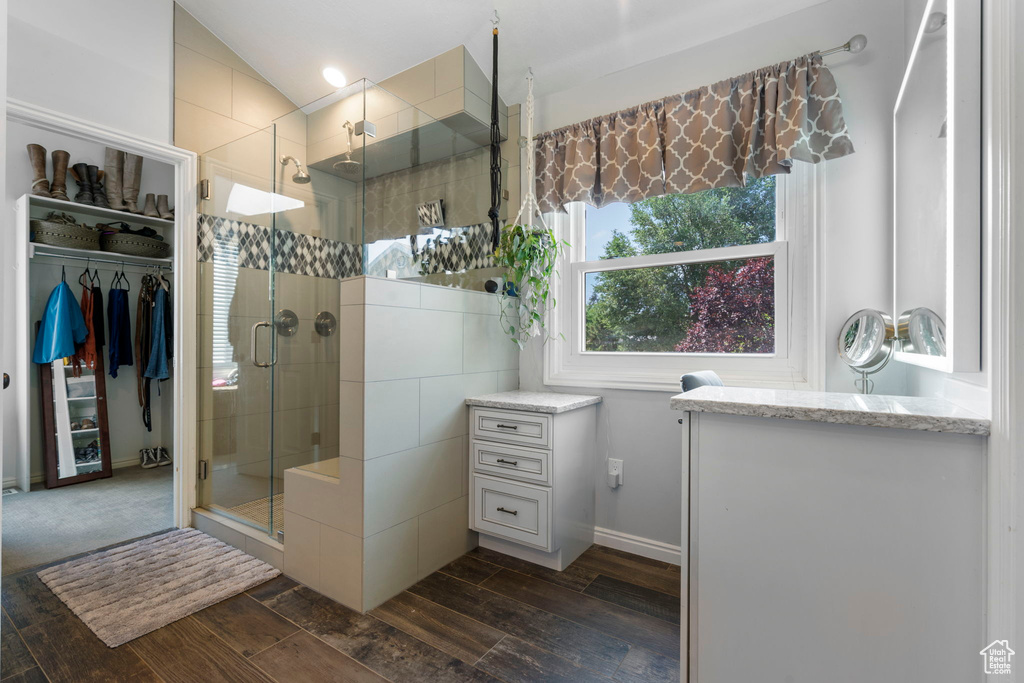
[893,0,981,372]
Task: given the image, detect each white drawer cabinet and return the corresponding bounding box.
[472,407,551,448]
[472,440,551,485]
[465,392,601,571]
[473,474,551,549]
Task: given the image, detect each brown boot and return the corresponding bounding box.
[156,194,173,220]
[122,153,144,213]
[50,150,70,202]
[71,163,93,205]
[142,193,159,217]
[27,144,51,197]
[104,148,125,210]
[88,166,109,209]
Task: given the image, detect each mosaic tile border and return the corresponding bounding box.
[417,223,496,275]
[198,214,361,279]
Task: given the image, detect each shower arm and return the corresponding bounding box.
[280,155,304,172]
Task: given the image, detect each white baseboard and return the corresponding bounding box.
[4,456,144,489]
[594,526,682,566]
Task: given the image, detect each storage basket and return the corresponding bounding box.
[65,376,96,399]
[30,213,100,251]
[100,232,171,259]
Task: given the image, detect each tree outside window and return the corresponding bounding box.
[584,176,776,353]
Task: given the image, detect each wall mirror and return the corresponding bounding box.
[893,0,981,372]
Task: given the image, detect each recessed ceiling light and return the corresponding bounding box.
[322,66,347,88]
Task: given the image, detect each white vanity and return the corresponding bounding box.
[674,386,988,683]
[465,391,601,570]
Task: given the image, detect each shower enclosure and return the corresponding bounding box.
[195,79,508,538]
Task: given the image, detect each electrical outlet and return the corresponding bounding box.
[608,458,623,488]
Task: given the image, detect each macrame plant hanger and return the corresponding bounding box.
[512,68,548,232]
[488,10,503,251]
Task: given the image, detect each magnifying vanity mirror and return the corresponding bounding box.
[898,307,946,357]
[892,0,980,372]
[838,309,895,394]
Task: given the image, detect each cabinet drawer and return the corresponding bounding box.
[472,408,551,448]
[472,474,551,550]
[472,440,551,485]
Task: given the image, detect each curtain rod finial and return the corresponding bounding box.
[848,34,867,54]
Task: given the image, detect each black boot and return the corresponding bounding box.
[88,165,109,208]
[71,163,94,205]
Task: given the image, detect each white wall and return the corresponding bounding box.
[522,0,907,550]
[7,0,173,143]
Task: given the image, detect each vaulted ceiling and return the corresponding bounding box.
[177,0,829,108]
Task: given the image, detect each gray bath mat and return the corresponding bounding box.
[37,528,280,647]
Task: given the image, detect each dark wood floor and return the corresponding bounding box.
[0,544,681,682]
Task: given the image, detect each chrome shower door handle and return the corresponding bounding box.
[251,321,273,368]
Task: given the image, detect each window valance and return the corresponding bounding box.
[534,54,855,213]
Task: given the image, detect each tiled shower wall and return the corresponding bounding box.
[283,276,519,611]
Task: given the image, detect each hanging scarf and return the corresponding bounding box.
[136,275,155,431]
[107,287,133,377]
[91,284,105,349]
[70,284,98,376]
[144,287,171,381]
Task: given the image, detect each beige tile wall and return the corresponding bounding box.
[173,5,298,155]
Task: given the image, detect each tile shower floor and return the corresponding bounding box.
[227,494,285,532]
[1,544,681,681]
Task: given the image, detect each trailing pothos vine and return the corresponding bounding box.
[493,223,569,348]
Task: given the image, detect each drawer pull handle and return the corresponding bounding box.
[496,458,519,466]
[496,423,518,430]
[496,506,518,516]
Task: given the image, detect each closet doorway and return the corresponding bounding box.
[4,101,196,574]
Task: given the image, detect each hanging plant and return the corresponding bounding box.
[494,222,569,348]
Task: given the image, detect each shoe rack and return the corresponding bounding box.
[36,321,113,488]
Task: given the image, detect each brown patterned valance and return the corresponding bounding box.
[534,54,855,212]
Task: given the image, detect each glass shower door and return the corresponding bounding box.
[196,127,280,536]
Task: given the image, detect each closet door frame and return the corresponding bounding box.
[9,98,198,527]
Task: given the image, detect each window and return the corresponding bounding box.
[545,166,820,391]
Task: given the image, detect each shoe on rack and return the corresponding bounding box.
[70,163,94,205]
[104,148,126,211]
[27,144,51,198]
[122,154,144,214]
[142,193,159,218]
[88,166,109,209]
[50,150,70,202]
[140,448,159,469]
[156,194,173,220]
[156,447,172,467]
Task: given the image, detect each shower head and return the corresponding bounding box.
[333,158,361,178]
[331,121,362,178]
[280,155,311,184]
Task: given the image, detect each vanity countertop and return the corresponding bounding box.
[466,390,602,414]
[670,386,990,436]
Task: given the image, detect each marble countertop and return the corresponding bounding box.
[670,386,990,436]
[466,390,602,414]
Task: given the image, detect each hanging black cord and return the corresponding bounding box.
[488,23,502,252]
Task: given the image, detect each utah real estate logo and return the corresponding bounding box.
[980,640,1014,675]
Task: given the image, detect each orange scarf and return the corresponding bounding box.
[70,285,97,376]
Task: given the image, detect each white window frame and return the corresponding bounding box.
[543,164,824,392]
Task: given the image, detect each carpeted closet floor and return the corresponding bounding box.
[2,466,173,575]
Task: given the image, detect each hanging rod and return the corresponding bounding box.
[818,34,868,57]
[32,250,173,271]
